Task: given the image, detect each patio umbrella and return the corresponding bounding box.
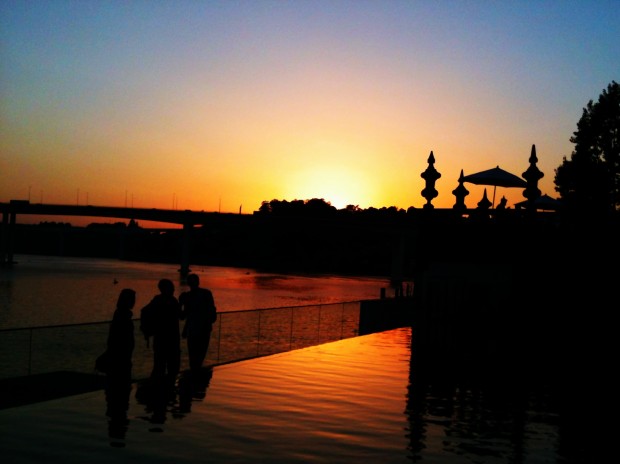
[514,194,561,211]
[462,166,527,207]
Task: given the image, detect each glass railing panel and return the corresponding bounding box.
[0,301,372,380]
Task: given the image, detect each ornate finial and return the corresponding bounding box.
[421,151,441,210]
[528,144,538,164]
[522,144,544,208]
[452,169,469,211]
[477,188,492,210]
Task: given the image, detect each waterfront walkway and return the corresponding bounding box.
[0,371,106,410]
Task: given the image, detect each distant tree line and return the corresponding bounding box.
[256,198,415,218]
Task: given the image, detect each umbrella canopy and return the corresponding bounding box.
[514,194,562,211]
[462,166,527,188]
[462,166,527,207]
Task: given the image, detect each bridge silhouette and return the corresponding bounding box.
[0,200,243,275]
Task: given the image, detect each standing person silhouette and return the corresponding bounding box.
[105,288,136,441]
[140,278,182,392]
[179,273,217,376]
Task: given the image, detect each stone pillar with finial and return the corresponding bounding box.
[421,151,441,210]
[477,188,492,210]
[452,169,469,212]
[469,188,493,221]
[522,144,544,212]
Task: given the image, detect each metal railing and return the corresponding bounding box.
[0,301,363,380]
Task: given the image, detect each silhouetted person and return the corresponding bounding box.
[493,196,508,221]
[140,278,181,392]
[105,288,136,445]
[179,273,217,375]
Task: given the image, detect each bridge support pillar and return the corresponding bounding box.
[0,211,7,266]
[1,210,15,267]
[179,222,192,278]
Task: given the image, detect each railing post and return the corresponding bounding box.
[317,305,321,343]
[216,314,222,362]
[7,211,16,267]
[289,307,294,350]
[256,310,261,356]
[28,329,33,376]
[0,210,8,267]
[340,303,345,339]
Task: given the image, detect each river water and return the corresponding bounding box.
[0,255,598,463]
[0,254,393,330]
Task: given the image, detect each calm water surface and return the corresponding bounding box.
[0,254,391,329]
[0,328,586,463]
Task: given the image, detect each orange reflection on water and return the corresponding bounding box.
[188,328,413,461]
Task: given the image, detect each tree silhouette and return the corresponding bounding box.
[554,81,620,217]
[257,198,336,216]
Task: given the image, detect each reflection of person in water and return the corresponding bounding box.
[177,367,214,415]
[105,288,136,445]
[135,378,169,428]
[135,367,214,426]
[136,367,213,433]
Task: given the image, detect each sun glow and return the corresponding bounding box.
[285,166,374,210]
[277,137,382,210]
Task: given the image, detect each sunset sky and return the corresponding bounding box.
[1,1,619,225]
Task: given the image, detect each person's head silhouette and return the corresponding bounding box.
[187,273,200,290]
[117,288,136,310]
[158,278,174,296]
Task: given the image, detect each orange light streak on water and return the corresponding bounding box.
[167,328,414,462]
